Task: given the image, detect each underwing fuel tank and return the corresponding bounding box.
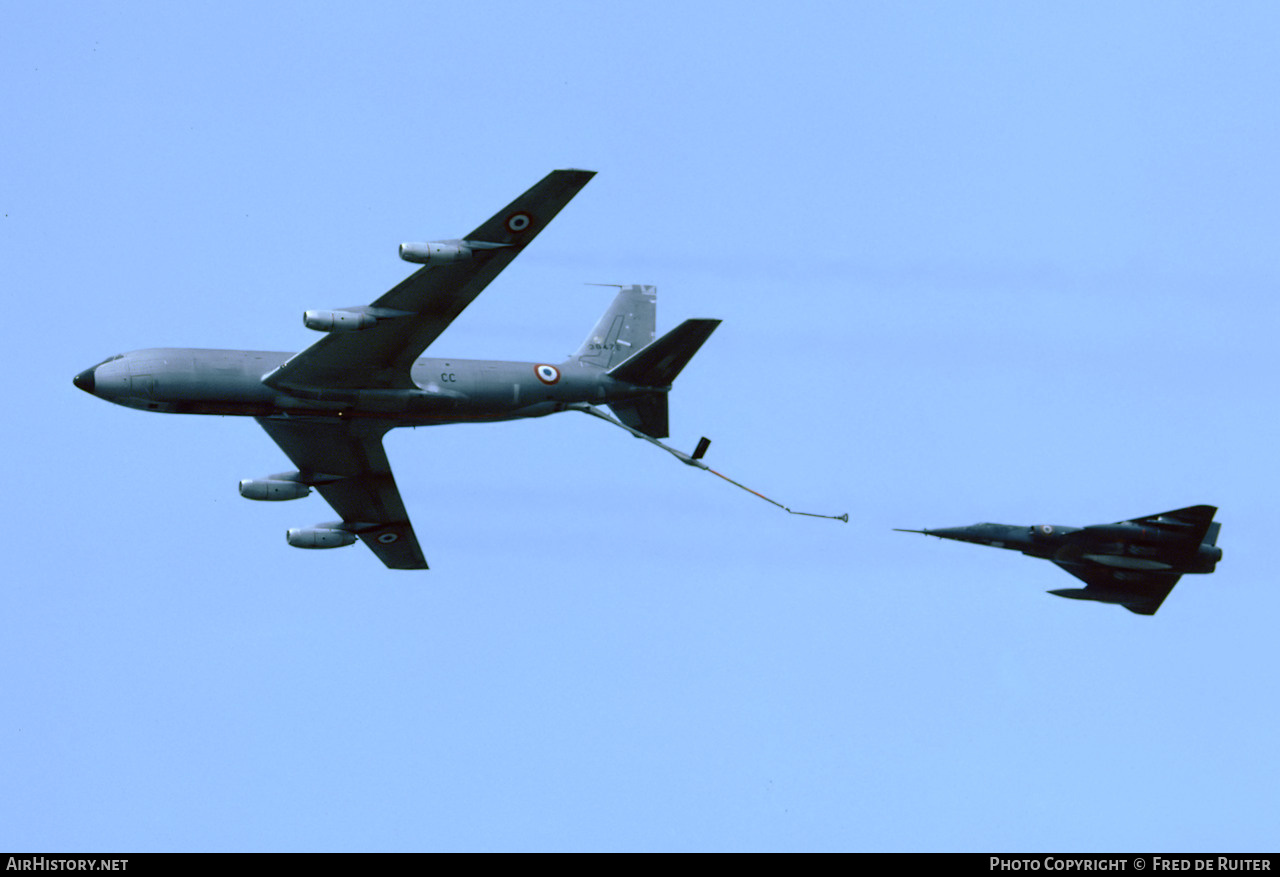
[1048,588,1134,605]
[1079,554,1174,570]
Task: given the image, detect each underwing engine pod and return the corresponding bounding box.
[239,478,311,501]
[398,241,473,264]
[286,526,357,549]
[303,310,378,332]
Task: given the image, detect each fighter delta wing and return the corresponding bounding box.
[896,505,1223,615]
[1067,504,1218,551]
[1046,566,1182,617]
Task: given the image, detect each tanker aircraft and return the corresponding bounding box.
[896,505,1223,615]
[73,170,722,569]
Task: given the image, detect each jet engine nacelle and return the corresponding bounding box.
[399,241,473,264]
[286,527,357,549]
[303,310,378,332]
[239,479,311,501]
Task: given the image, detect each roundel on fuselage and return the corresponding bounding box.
[534,364,560,385]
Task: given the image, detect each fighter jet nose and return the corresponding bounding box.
[73,367,95,394]
[896,525,993,544]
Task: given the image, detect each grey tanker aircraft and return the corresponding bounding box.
[72,170,726,569]
[896,505,1222,615]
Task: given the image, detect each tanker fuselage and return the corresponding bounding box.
[73,347,631,424]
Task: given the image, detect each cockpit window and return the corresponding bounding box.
[91,354,125,368]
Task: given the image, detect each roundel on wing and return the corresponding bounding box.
[534,364,561,385]
[377,532,399,544]
[506,212,532,233]
[1039,525,1054,536]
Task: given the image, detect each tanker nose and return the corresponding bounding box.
[73,367,96,394]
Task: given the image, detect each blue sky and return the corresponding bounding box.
[4,1,1278,852]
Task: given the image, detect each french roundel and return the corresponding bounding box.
[1039,525,1054,536]
[534,364,560,385]
[506,212,532,233]
[377,532,399,544]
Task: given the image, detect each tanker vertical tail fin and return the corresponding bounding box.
[573,285,656,370]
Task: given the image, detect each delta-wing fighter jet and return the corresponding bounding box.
[896,505,1223,615]
[73,170,723,569]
